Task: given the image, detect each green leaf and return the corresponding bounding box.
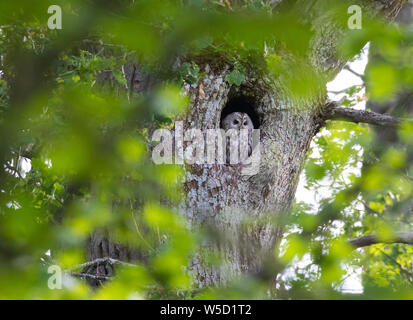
[225,69,245,86]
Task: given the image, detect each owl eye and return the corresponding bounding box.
[233,120,239,125]
[243,121,247,126]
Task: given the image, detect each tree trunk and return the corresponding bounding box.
[179,68,323,286]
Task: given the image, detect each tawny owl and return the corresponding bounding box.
[221,112,254,164]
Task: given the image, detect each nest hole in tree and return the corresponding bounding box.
[220,95,260,129]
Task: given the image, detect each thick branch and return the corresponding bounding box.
[69,272,113,281]
[349,231,413,248]
[69,257,137,271]
[325,105,413,127]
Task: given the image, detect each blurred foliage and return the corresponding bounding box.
[282,14,413,297]
[0,0,412,300]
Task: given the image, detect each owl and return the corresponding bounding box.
[221,112,254,164]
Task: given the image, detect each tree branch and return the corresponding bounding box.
[349,231,413,249]
[325,103,413,127]
[69,272,113,281]
[69,257,138,271]
[344,65,364,79]
[328,84,363,95]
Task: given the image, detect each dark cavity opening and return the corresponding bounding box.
[220,96,260,129]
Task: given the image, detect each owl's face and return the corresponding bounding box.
[221,112,253,130]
